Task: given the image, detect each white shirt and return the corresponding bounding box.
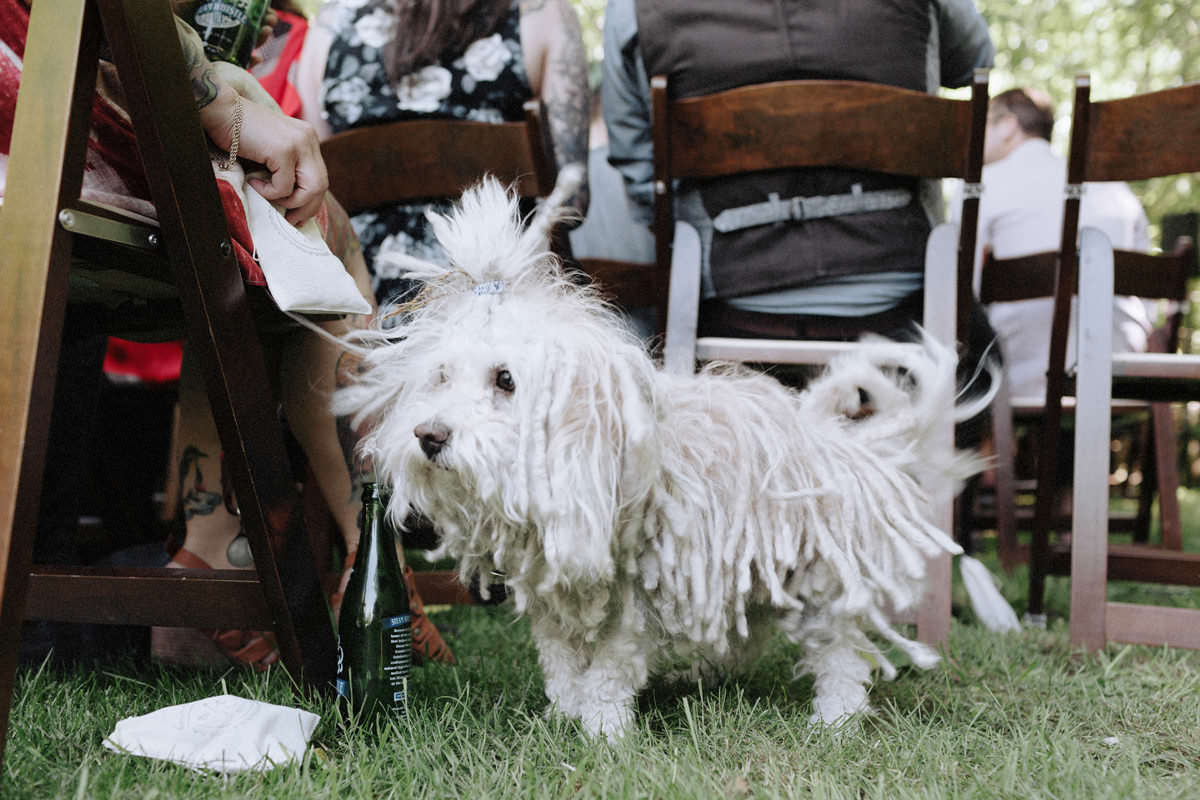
[955,138,1153,399]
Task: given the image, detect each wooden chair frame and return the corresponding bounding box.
[1062,75,1200,650]
[978,237,1195,575]
[651,70,990,644]
[0,0,335,767]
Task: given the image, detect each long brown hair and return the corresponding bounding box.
[384,0,511,80]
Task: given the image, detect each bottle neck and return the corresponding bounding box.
[359,488,404,575]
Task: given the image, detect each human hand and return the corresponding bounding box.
[238,100,329,225]
[201,88,329,226]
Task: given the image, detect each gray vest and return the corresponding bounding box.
[637,0,934,298]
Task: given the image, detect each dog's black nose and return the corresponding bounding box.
[414,421,451,460]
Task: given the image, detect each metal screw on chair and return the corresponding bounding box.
[57,209,76,229]
[219,240,232,257]
[146,232,159,249]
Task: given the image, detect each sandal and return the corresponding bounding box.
[404,565,456,665]
[330,552,455,666]
[328,549,357,621]
[165,547,281,672]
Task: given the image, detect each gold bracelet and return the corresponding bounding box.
[219,97,244,170]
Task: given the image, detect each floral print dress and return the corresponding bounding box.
[320,0,533,307]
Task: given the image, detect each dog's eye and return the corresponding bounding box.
[495,369,515,393]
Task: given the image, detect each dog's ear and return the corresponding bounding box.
[526,337,657,586]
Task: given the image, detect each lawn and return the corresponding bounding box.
[4,495,1200,799]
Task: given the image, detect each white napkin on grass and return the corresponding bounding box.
[102,694,320,774]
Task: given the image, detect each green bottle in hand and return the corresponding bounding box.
[184,0,270,68]
[336,482,412,721]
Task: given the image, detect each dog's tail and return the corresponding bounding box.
[802,332,1020,634]
[800,331,999,491]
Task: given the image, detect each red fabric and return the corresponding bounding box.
[0,0,29,156]
[250,9,308,119]
[217,178,267,285]
[102,339,183,384]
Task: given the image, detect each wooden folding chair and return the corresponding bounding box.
[0,0,336,767]
[1063,75,1200,650]
[320,98,565,605]
[978,236,1195,576]
[653,70,990,644]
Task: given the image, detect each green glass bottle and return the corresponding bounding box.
[335,482,413,720]
[184,0,270,68]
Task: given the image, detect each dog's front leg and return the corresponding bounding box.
[531,618,646,738]
[573,644,645,738]
[532,622,588,721]
[795,616,874,727]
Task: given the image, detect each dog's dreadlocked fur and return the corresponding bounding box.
[334,172,998,736]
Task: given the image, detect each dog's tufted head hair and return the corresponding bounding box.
[334,173,660,597]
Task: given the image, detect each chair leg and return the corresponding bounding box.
[1027,429,1057,620]
[1069,228,1116,651]
[914,223,959,645]
[1131,416,1155,543]
[990,372,1023,570]
[1149,402,1183,550]
[0,0,100,767]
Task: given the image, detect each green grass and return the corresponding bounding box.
[6,610,1200,799]
[6,492,1200,799]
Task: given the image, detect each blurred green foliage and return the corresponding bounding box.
[978,0,1198,240]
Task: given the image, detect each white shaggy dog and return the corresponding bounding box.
[334,173,1011,737]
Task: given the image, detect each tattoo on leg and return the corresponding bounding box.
[179,444,223,520]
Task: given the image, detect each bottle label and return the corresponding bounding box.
[192,1,248,29]
[382,614,413,711]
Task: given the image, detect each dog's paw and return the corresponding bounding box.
[808,685,870,728]
[578,702,633,739]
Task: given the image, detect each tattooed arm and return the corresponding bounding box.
[519,0,590,220]
[173,17,329,225]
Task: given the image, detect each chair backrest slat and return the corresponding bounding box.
[666,80,977,180]
[982,244,1194,307]
[979,252,1058,303]
[321,100,556,215]
[1084,83,1200,183]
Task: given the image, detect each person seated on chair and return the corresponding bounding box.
[568,84,656,338]
[953,87,1155,400]
[294,0,591,310]
[602,0,997,377]
[1,0,454,668]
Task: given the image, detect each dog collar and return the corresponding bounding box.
[472,280,506,296]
